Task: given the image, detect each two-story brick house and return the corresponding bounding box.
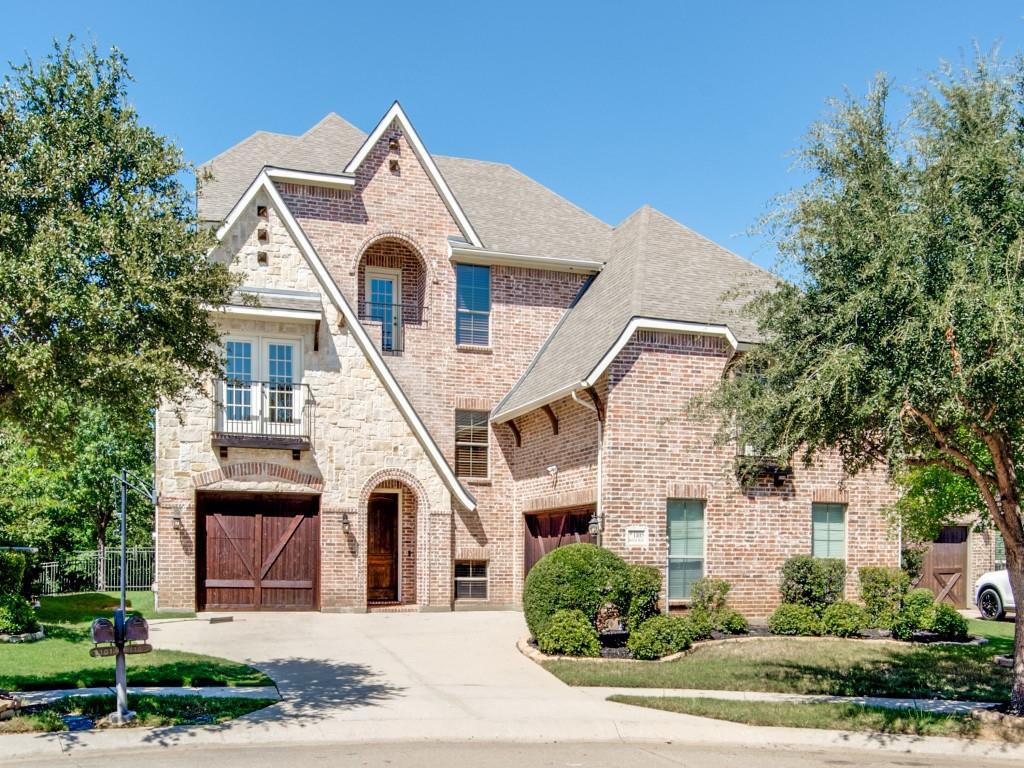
[154,102,899,618]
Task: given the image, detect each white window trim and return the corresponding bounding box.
[455,409,490,481]
[455,264,492,349]
[221,334,304,430]
[454,560,489,601]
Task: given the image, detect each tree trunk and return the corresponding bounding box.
[1007,544,1024,715]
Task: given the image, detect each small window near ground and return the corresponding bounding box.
[811,503,846,559]
[454,561,488,599]
[995,534,1007,570]
[667,498,704,600]
[455,264,490,346]
[455,409,489,478]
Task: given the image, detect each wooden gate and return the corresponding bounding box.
[524,507,594,577]
[197,492,320,611]
[917,525,968,608]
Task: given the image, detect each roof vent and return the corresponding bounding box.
[257,251,269,267]
[388,136,400,152]
[256,205,268,218]
[257,227,269,244]
[389,159,400,174]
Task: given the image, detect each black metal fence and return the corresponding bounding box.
[35,547,155,595]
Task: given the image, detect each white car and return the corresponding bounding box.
[975,570,1017,620]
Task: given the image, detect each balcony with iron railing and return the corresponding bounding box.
[359,301,428,354]
[213,379,315,450]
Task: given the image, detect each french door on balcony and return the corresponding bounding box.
[365,268,402,352]
[221,336,305,437]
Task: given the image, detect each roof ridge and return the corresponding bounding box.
[302,111,366,137]
[201,129,298,168]
[629,205,652,312]
[502,163,613,231]
[644,205,773,276]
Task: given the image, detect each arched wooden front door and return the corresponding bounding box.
[367,493,399,602]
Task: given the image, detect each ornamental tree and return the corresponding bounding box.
[0,39,236,443]
[711,55,1024,713]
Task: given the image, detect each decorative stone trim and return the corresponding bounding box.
[812,488,849,504]
[522,488,597,514]
[0,627,44,643]
[193,462,323,490]
[666,482,708,500]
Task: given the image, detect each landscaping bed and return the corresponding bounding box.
[608,695,1024,742]
[0,693,278,733]
[0,592,272,691]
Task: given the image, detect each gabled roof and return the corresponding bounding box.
[491,206,777,422]
[216,171,477,512]
[197,112,612,262]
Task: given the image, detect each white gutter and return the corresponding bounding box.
[450,244,604,274]
[571,390,603,547]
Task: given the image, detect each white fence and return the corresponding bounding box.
[34,548,155,595]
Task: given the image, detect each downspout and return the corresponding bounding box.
[571,390,603,547]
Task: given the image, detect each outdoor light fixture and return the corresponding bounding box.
[341,512,351,534]
[546,465,557,477]
[588,516,602,537]
[171,508,182,530]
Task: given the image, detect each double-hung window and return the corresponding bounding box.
[454,561,488,599]
[224,340,254,421]
[455,410,489,478]
[667,499,705,601]
[455,264,490,346]
[811,503,846,559]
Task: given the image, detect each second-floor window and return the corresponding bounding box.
[456,264,490,346]
[223,337,300,424]
[455,409,489,478]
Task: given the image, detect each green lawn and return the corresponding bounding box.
[543,620,1014,703]
[0,694,278,733]
[608,696,1022,741]
[0,592,272,691]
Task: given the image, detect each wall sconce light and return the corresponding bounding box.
[588,515,602,538]
[341,512,351,534]
[546,465,558,477]
[171,509,183,531]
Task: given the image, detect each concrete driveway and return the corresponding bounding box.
[146,609,680,741]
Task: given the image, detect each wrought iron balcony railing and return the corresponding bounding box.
[213,380,315,449]
[359,301,427,354]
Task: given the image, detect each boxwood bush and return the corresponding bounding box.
[768,603,821,636]
[714,607,750,635]
[0,593,39,635]
[536,609,601,657]
[928,603,969,641]
[820,600,868,638]
[625,564,662,632]
[523,543,630,637]
[858,566,909,628]
[890,588,936,641]
[688,577,749,635]
[627,615,694,660]
[779,556,845,613]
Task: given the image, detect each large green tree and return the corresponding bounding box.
[712,56,1024,713]
[0,39,235,442]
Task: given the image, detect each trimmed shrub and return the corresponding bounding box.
[627,615,694,660]
[768,603,821,636]
[858,567,909,628]
[0,593,39,635]
[691,577,731,614]
[890,588,936,641]
[779,556,846,613]
[536,609,601,657]
[625,564,662,633]
[687,609,715,641]
[714,607,749,635]
[821,600,868,638]
[928,603,969,641]
[0,551,27,596]
[523,544,630,637]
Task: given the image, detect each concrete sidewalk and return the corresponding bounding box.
[14,686,280,707]
[578,686,1000,715]
[2,611,1022,764]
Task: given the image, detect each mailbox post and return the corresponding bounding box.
[94,469,156,726]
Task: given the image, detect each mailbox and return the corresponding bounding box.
[91,618,116,645]
[124,615,149,642]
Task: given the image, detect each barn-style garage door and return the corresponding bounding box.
[524,507,594,577]
[197,492,320,611]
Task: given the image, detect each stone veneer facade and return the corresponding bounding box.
[155,116,901,616]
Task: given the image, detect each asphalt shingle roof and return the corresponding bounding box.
[199,113,777,421]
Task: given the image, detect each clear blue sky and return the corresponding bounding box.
[2,2,1022,268]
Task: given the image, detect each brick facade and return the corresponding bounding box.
[155,116,900,618]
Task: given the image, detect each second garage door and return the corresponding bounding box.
[197,492,320,611]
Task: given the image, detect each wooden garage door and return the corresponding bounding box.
[918,525,968,608]
[198,492,320,611]
[524,507,594,577]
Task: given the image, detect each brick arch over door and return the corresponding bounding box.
[359,468,429,605]
[357,468,429,513]
[356,233,430,332]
